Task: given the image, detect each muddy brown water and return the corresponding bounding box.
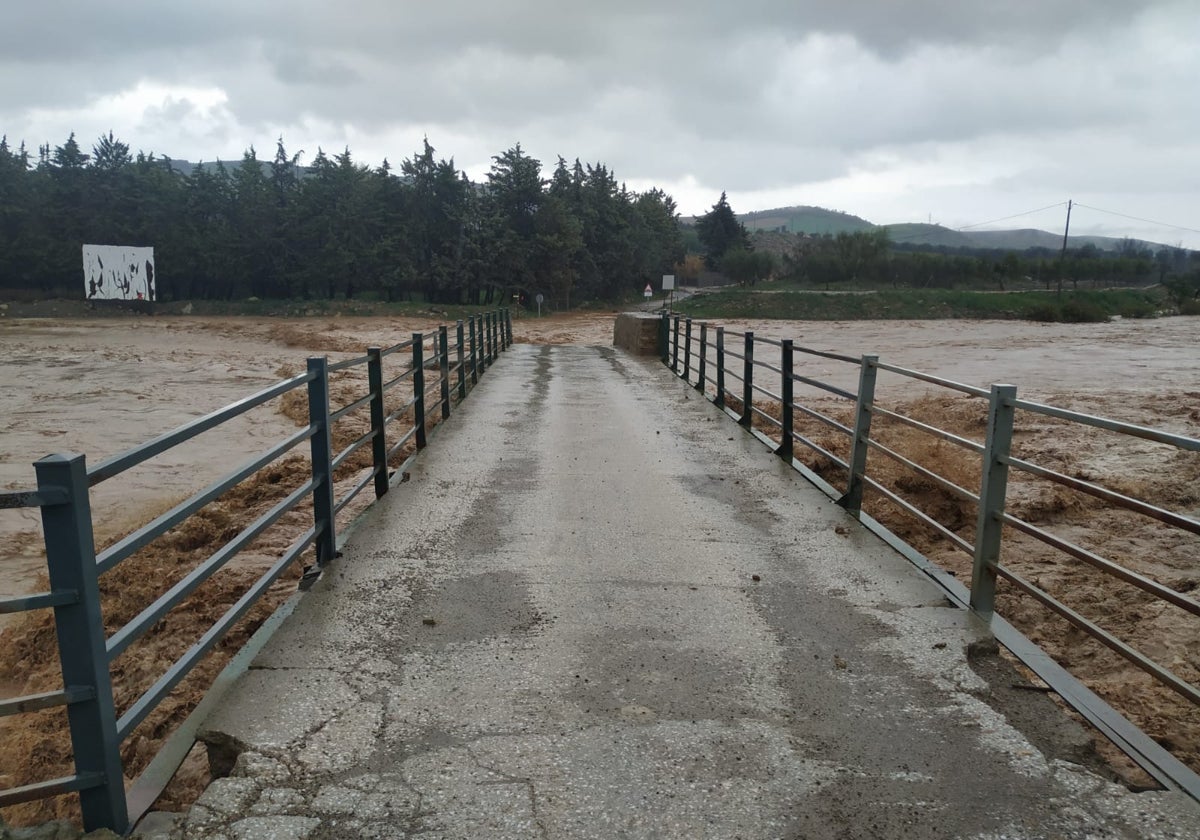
[3,313,1198,602]
[1,311,1199,822]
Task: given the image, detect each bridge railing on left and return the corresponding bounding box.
[0,309,514,833]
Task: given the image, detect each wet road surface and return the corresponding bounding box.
[166,344,1200,839]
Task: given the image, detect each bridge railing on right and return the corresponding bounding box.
[660,312,1200,800]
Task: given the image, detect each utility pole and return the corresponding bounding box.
[1057,199,1073,297]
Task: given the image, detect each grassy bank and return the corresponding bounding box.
[674,287,1165,322]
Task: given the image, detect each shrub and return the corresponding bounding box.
[1059,299,1109,323]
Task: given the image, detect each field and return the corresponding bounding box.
[1,309,1198,824]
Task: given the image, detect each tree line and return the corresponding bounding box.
[0,133,685,307]
[779,229,1198,293]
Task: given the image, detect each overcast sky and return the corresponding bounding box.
[3,1,1198,247]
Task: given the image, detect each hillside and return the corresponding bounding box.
[727,205,1161,253]
[738,205,875,235]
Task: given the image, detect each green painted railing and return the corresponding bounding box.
[0,309,514,833]
[662,312,1200,801]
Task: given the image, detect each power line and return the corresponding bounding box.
[956,202,1069,231]
[886,201,1069,242]
[1071,203,1200,238]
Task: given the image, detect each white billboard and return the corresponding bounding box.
[83,245,156,301]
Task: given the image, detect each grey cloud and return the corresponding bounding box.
[2,1,1197,246]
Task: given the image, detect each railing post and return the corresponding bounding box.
[696,323,707,394]
[412,334,427,449]
[506,308,514,347]
[500,308,509,351]
[672,315,681,373]
[659,312,670,365]
[740,331,754,427]
[839,355,878,517]
[307,356,337,566]
[778,339,794,461]
[438,326,451,419]
[469,316,479,385]
[971,383,1017,617]
[34,453,128,834]
[683,318,692,382]
[367,347,388,498]
[715,327,726,408]
[456,320,466,401]
[491,311,498,361]
[484,313,493,367]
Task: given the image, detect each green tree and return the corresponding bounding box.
[719,247,774,286]
[696,191,750,268]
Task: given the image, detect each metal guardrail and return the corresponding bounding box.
[0,309,514,833]
[660,312,1200,800]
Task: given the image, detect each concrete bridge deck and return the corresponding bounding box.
[153,344,1199,839]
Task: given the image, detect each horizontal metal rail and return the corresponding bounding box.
[789,372,856,402]
[755,336,783,348]
[0,589,79,614]
[116,522,320,740]
[330,390,375,424]
[871,361,991,398]
[862,475,975,554]
[793,432,850,471]
[1012,399,1200,452]
[1005,455,1200,535]
[327,354,370,373]
[750,404,782,428]
[753,359,783,376]
[0,487,68,509]
[723,349,745,362]
[382,367,416,392]
[385,396,418,427]
[380,338,415,357]
[866,438,981,504]
[1000,513,1200,616]
[331,428,376,472]
[0,686,95,718]
[870,405,986,453]
[0,772,105,809]
[96,427,316,574]
[88,372,315,486]
[793,403,853,436]
[792,344,859,365]
[751,382,782,402]
[996,564,1200,706]
[334,468,380,515]
[387,426,419,461]
[106,478,317,660]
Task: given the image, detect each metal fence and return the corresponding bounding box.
[0,309,514,833]
[661,312,1200,800]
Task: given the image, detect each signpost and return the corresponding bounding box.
[643,284,652,299]
[662,274,675,312]
[536,293,544,317]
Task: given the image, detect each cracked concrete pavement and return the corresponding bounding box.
[137,343,1200,839]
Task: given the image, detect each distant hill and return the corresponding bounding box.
[738,205,875,235]
[727,205,1162,253]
